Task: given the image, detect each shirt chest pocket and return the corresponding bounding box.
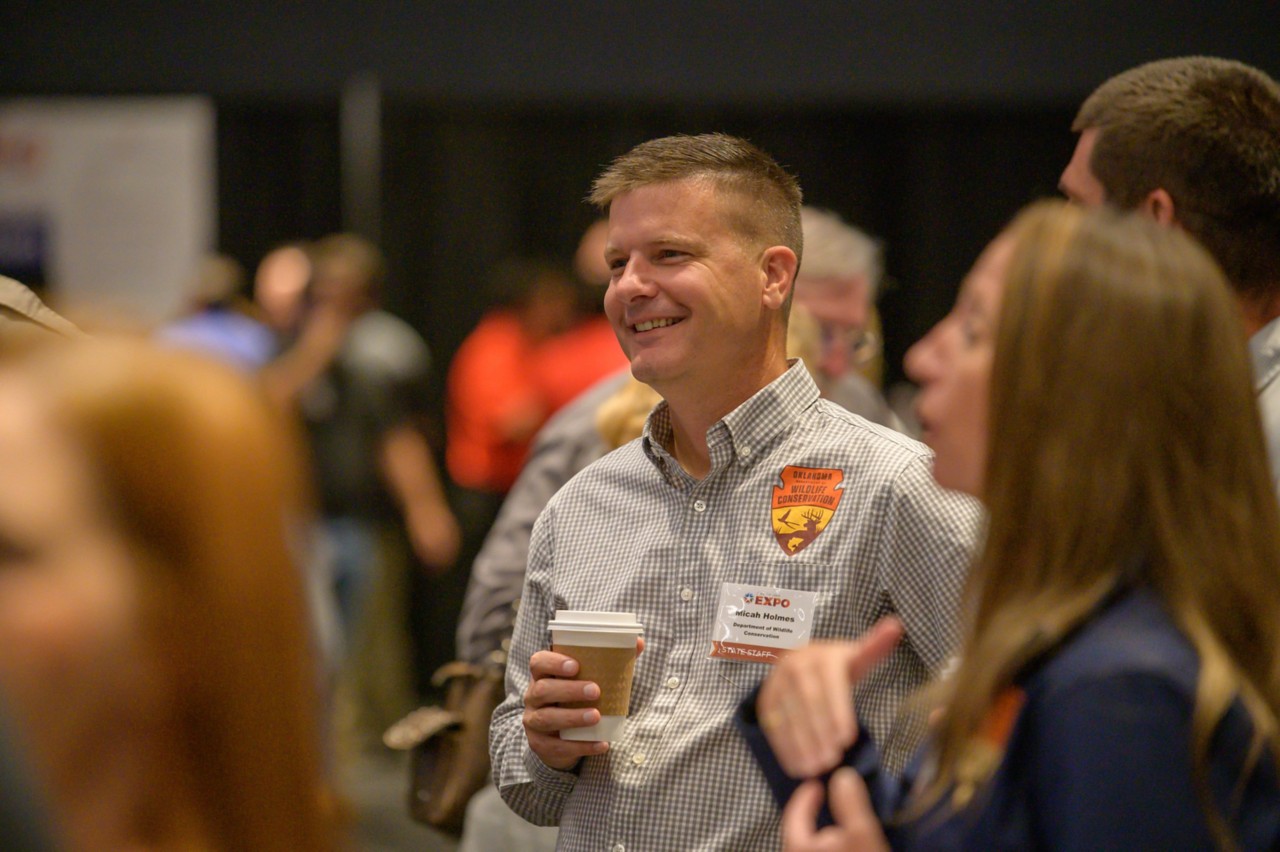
[729,560,847,639]
[689,560,846,707]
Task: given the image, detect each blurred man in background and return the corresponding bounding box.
[1061,57,1280,492]
[263,232,460,750]
[793,207,905,432]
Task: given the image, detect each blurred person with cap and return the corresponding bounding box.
[0,275,82,340]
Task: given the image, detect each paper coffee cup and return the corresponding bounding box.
[549,610,643,742]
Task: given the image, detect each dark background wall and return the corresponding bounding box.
[2,1,1277,389]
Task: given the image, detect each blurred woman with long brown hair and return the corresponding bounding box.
[0,337,337,850]
[742,200,1280,850]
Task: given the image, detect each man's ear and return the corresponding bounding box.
[761,246,798,310]
[1139,188,1178,227]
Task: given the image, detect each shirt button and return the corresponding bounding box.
[632,752,647,765]
[693,499,707,512]
[679,587,694,601]
[612,845,626,852]
[665,676,680,689]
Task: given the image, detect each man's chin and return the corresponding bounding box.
[628,360,671,391]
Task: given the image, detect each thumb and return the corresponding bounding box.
[780,779,827,851]
[827,768,889,850]
[846,617,904,683]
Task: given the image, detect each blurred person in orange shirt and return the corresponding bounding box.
[445,257,586,496]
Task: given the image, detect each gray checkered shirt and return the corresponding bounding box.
[491,362,981,851]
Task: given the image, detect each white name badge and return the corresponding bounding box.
[709,582,817,664]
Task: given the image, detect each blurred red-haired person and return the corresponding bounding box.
[0,337,338,851]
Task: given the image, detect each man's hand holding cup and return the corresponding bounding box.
[522,611,645,770]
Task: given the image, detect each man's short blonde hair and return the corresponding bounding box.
[588,133,803,262]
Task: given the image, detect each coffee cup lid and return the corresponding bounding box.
[548,610,643,634]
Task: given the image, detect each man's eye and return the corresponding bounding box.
[657,250,685,261]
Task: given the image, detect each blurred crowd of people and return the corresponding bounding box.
[0,53,1278,851]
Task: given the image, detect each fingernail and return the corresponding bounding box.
[595,741,610,753]
[583,711,597,723]
[562,660,577,675]
[583,683,600,699]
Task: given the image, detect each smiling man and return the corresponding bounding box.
[488,133,981,851]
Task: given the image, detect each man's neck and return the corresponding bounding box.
[664,405,719,480]
[659,360,789,480]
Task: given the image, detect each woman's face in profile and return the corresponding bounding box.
[0,373,144,767]
[904,233,1013,499]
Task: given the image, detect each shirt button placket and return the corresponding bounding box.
[680,497,702,612]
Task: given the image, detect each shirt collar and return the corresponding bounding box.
[641,360,821,479]
[1249,314,1280,395]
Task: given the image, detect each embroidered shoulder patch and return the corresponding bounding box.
[771,465,845,555]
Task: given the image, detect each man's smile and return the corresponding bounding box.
[632,317,682,333]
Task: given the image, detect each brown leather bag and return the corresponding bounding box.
[383,660,506,835]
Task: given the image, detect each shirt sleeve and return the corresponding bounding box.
[864,457,980,770]
[456,424,579,665]
[488,503,580,825]
[875,456,981,673]
[1023,672,1219,850]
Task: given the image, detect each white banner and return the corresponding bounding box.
[0,97,215,325]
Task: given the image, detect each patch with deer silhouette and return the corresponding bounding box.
[771,465,844,556]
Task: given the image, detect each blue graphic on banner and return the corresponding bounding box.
[0,215,48,285]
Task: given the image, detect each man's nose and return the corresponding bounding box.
[611,257,655,300]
